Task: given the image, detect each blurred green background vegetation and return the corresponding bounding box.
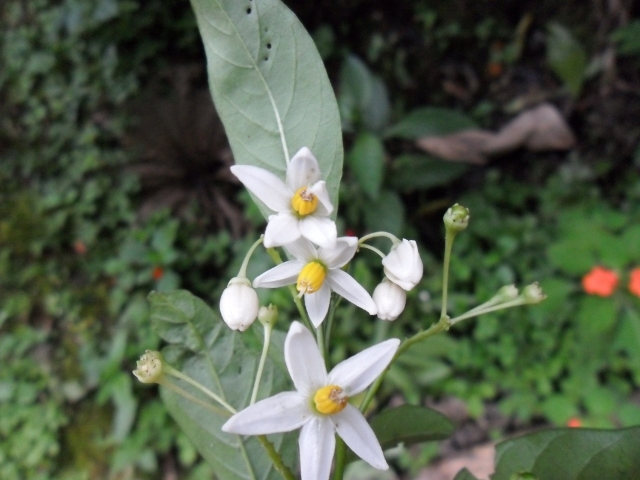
[2,0,640,478]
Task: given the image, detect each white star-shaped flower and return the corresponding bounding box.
[222,321,400,480]
[230,147,337,248]
[253,237,377,326]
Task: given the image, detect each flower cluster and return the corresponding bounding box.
[582,266,640,298]
[219,147,424,330]
[223,322,399,480]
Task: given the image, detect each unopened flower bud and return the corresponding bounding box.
[258,304,278,327]
[443,204,470,233]
[133,350,164,384]
[373,278,407,321]
[522,282,546,304]
[220,277,259,331]
[494,285,519,303]
[382,239,423,291]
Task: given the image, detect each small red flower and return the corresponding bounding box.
[582,266,618,297]
[152,266,164,280]
[73,240,87,255]
[566,417,582,428]
[345,228,357,237]
[629,267,640,298]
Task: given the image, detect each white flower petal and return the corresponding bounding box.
[332,405,388,470]
[283,237,318,263]
[286,147,322,191]
[285,321,327,396]
[304,283,331,327]
[308,181,334,215]
[222,392,310,435]
[318,237,358,269]
[231,165,290,212]
[253,261,303,289]
[299,216,337,249]
[328,338,399,395]
[264,213,301,248]
[325,269,377,315]
[299,416,336,480]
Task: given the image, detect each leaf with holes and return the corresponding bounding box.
[190,0,343,216]
[149,290,296,480]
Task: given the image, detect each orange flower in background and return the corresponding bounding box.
[582,266,618,297]
[566,417,582,428]
[152,266,164,280]
[629,267,640,298]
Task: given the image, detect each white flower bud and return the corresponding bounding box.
[494,284,519,303]
[133,350,164,384]
[382,239,423,291]
[220,277,259,331]
[373,278,407,321]
[443,203,470,233]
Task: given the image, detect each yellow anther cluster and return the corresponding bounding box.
[296,261,326,294]
[313,385,348,415]
[291,187,319,216]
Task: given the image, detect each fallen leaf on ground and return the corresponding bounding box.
[416,103,576,163]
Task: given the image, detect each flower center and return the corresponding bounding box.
[296,261,326,295]
[313,385,348,415]
[291,187,319,216]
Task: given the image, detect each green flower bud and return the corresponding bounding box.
[494,284,519,303]
[258,304,278,327]
[443,204,470,233]
[522,282,546,304]
[133,350,165,384]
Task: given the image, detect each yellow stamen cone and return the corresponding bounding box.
[313,385,348,414]
[291,187,319,216]
[296,261,326,294]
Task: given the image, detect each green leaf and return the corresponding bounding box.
[338,55,390,133]
[149,290,296,480]
[453,469,480,480]
[384,107,477,139]
[190,0,343,213]
[347,132,385,199]
[363,189,405,236]
[389,154,469,191]
[492,426,640,480]
[546,23,588,98]
[577,295,618,338]
[611,20,640,56]
[369,405,454,450]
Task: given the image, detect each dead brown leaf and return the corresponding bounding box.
[416,103,576,163]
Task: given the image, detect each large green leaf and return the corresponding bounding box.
[347,132,385,200]
[384,107,477,139]
[149,290,296,480]
[492,426,640,480]
[190,0,343,211]
[370,405,454,450]
[546,23,588,98]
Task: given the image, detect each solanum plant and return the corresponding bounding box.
[133,1,640,479]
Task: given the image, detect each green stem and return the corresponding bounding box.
[440,230,456,321]
[358,231,399,245]
[450,298,526,325]
[316,324,326,364]
[251,322,273,405]
[238,236,264,278]
[324,295,341,362]
[358,315,451,414]
[257,435,297,480]
[157,378,230,417]
[164,365,237,414]
[332,437,347,480]
[359,243,385,259]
